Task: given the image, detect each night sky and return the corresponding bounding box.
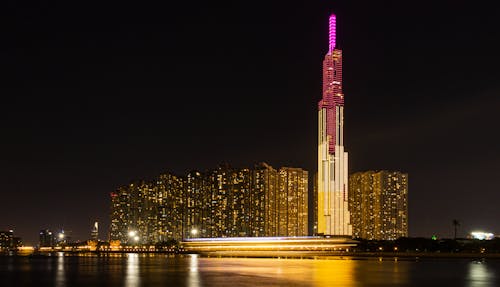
[2,1,500,244]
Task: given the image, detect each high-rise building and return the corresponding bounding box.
[207,165,231,238]
[91,221,99,241]
[116,181,150,244]
[185,171,206,239]
[317,13,352,236]
[277,167,308,236]
[156,173,184,241]
[349,171,408,240]
[228,168,252,237]
[110,185,131,243]
[110,174,185,244]
[254,162,277,237]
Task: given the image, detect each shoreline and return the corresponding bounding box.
[3,250,500,260]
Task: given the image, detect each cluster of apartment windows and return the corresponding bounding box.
[348,171,408,240]
[110,163,308,244]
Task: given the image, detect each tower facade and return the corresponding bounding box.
[317,14,352,236]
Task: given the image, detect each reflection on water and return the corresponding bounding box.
[0,254,499,286]
[194,257,360,286]
[55,253,65,287]
[125,253,140,287]
[468,261,496,287]
[313,259,356,286]
[188,254,200,287]
[391,259,409,285]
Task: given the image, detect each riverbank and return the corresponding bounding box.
[3,250,500,260]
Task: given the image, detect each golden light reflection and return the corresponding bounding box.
[125,253,140,287]
[195,257,356,286]
[188,254,200,287]
[313,259,356,287]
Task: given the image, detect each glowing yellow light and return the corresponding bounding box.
[314,259,355,287]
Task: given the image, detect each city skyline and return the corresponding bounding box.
[2,1,500,244]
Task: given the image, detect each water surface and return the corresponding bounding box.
[0,253,499,286]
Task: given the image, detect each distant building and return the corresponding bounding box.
[109,163,309,243]
[349,171,408,240]
[0,230,14,249]
[39,229,56,247]
[91,222,99,241]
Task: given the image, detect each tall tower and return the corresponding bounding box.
[317,14,352,236]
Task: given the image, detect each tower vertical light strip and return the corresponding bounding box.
[317,13,352,236]
[328,14,336,52]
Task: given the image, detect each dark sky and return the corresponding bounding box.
[2,0,500,244]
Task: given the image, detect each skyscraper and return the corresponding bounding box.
[317,14,352,236]
[349,171,408,240]
[39,229,56,247]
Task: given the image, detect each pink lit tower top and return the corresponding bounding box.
[319,14,343,154]
[317,13,352,236]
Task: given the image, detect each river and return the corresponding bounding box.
[0,253,499,286]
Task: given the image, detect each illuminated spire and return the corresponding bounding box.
[328,14,336,52]
[318,13,351,237]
